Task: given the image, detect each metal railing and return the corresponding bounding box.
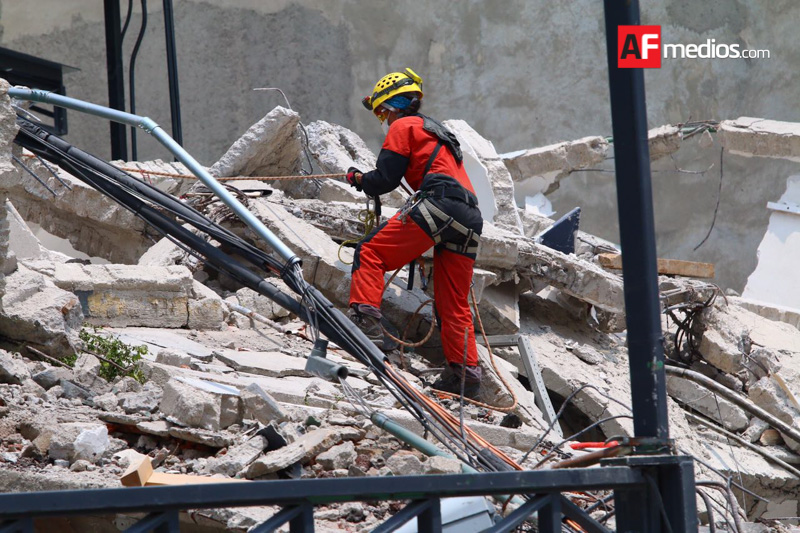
[0,468,651,532]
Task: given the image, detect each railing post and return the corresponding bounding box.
[538,494,562,533]
[417,498,441,533]
[289,504,315,533]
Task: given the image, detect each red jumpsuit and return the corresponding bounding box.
[349,114,483,367]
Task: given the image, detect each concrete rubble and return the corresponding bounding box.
[0,79,799,531]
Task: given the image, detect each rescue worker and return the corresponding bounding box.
[345,68,483,399]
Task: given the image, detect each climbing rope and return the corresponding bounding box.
[337,206,376,265]
[376,265,518,413]
[120,161,517,413]
[118,166,345,182]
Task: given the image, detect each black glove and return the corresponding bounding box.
[346,167,363,191]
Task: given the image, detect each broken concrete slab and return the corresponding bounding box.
[305,120,406,207]
[719,117,800,162]
[234,285,292,322]
[137,234,189,267]
[749,375,800,452]
[666,374,749,432]
[42,262,193,328]
[207,435,268,477]
[244,427,351,478]
[445,119,523,233]
[106,327,215,362]
[32,365,74,389]
[5,200,66,263]
[647,125,682,162]
[118,382,163,414]
[214,350,307,378]
[0,157,150,263]
[159,377,241,431]
[211,106,302,178]
[502,136,609,198]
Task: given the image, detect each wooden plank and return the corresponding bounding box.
[598,253,715,279]
[146,472,250,486]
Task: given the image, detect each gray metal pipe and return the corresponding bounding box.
[7,87,300,266]
[666,365,800,445]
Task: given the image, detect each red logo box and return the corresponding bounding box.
[618,25,661,68]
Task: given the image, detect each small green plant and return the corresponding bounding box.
[78,327,147,384]
[61,352,78,368]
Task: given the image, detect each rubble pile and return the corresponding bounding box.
[0,78,799,531]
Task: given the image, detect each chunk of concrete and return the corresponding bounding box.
[210,106,307,197]
[719,117,800,162]
[445,119,523,233]
[749,375,800,452]
[159,377,241,431]
[666,375,749,432]
[48,263,193,328]
[476,281,520,335]
[49,422,108,464]
[386,452,424,475]
[214,350,306,378]
[72,353,112,394]
[32,366,74,390]
[235,285,292,321]
[305,120,406,207]
[241,383,287,424]
[502,135,609,198]
[155,349,192,368]
[315,440,356,471]
[5,200,63,262]
[0,350,31,384]
[188,280,226,330]
[207,435,268,477]
[245,427,345,478]
[119,382,163,414]
[137,235,188,267]
[648,125,682,162]
[423,455,462,475]
[0,265,83,358]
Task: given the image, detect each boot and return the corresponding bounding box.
[431,363,482,400]
[347,304,384,350]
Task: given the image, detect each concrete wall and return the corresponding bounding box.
[1,0,799,290]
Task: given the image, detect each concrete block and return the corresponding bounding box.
[159,377,241,431]
[719,117,800,162]
[235,285,292,321]
[214,350,306,378]
[51,263,193,328]
[315,440,356,471]
[648,125,682,161]
[423,456,462,475]
[49,422,108,464]
[749,376,800,452]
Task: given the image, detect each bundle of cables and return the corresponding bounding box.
[13,116,525,476]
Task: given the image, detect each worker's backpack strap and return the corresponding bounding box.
[423,141,443,178]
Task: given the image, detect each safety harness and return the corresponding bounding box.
[400,116,481,256]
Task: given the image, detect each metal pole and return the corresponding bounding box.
[602,0,669,439]
[103,0,128,160]
[8,88,299,266]
[162,0,183,146]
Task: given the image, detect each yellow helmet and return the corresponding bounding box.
[361,68,423,119]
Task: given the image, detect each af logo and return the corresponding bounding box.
[618,25,662,68]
